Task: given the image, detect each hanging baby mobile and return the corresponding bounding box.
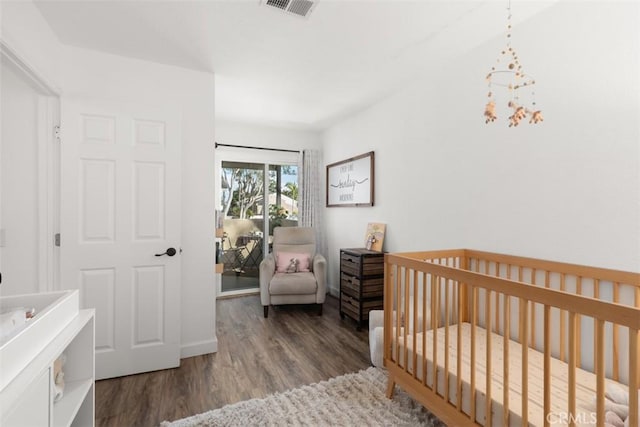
[484,1,543,127]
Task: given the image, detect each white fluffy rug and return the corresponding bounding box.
[160,367,445,426]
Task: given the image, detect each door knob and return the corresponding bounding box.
[155,247,177,257]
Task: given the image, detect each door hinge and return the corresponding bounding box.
[54,233,61,247]
[54,125,61,142]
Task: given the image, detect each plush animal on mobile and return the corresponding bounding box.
[529,110,544,124]
[508,101,527,127]
[484,101,497,123]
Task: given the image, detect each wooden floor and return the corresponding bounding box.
[95,295,371,426]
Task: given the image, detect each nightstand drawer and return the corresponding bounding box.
[341,273,384,298]
[340,253,361,276]
[340,292,384,321]
[340,250,384,277]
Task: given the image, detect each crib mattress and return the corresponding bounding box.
[394,323,623,427]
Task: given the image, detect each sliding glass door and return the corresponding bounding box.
[216,153,298,296]
[219,161,265,292]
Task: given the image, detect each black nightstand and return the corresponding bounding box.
[339,248,384,330]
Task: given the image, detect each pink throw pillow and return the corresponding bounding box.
[276,252,311,273]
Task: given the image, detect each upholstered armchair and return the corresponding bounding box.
[260,227,326,318]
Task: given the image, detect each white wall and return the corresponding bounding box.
[0,1,61,90]
[0,61,41,295]
[216,119,322,153]
[214,120,322,218]
[1,2,217,357]
[323,2,640,295]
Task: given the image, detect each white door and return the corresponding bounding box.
[60,98,181,379]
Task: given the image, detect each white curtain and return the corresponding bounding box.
[298,149,325,257]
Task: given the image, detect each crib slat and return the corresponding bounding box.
[560,274,566,362]
[471,287,478,422]
[543,305,551,427]
[593,279,600,366]
[544,271,550,289]
[495,263,500,333]
[495,292,500,334]
[568,311,577,427]
[444,277,450,403]
[530,269,536,349]
[453,275,458,322]
[518,267,523,343]
[456,280,463,412]
[403,268,410,375]
[635,286,640,427]
[636,288,640,379]
[595,319,605,427]
[576,276,582,367]
[412,270,418,381]
[460,257,470,323]
[422,272,427,385]
[612,281,620,381]
[485,291,493,427]
[384,262,397,400]
[432,275,439,393]
[503,295,510,427]
[520,297,529,427]
[629,328,639,427]
[395,267,402,369]
[384,263,393,364]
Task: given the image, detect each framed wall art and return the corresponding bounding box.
[326,151,374,207]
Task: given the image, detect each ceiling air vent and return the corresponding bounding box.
[263,0,317,18]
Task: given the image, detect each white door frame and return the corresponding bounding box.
[1,40,60,292]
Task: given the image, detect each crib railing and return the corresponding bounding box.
[383,249,640,427]
[464,250,639,380]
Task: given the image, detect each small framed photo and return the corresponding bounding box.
[364,223,385,252]
[326,151,374,207]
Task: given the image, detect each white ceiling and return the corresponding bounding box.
[34,0,556,131]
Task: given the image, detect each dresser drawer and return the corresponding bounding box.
[340,251,384,277]
[340,292,384,321]
[340,252,361,276]
[341,273,384,298]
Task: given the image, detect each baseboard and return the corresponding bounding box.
[180,337,218,359]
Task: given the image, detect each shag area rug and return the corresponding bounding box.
[160,367,445,426]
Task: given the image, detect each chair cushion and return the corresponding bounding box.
[276,252,311,273]
[272,227,316,261]
[269,272,317,295]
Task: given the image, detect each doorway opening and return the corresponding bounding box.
[1,43,60,296]
[216,152,299,296]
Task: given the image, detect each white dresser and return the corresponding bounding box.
[0,290,95,427]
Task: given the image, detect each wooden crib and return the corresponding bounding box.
[383,249,640,427]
